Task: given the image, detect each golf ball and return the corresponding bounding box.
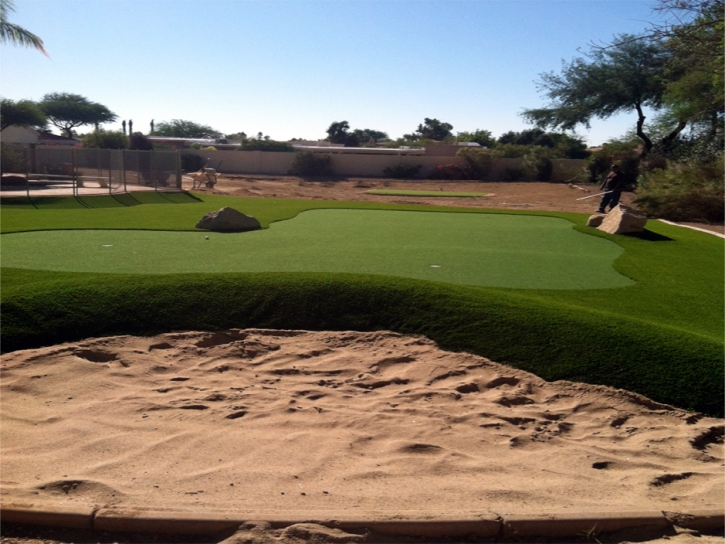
[205,236,209,240]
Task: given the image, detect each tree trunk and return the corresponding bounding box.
[635,103,653,158]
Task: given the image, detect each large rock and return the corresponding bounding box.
[196,207,261,232]
[586,214,606,227]
[597,205,647,235]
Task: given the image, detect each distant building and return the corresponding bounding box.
[1,126,81,146]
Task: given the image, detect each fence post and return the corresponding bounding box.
[108,150,112,195]
[24,145,30,201]
[72,148,77,197]
[122,149,127,193]
[175,150,181,189]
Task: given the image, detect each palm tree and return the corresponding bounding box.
[0,0,47,56]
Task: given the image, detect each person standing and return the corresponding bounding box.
[597,165,625,213]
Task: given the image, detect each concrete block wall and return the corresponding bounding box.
[183,149,586,183]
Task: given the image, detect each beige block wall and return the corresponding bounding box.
[183,149,585,182]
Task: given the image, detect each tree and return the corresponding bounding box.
[0,0,47,55]
[326,120,358,146]
[0,98,46,130]
[81,129,128,149]
[414,118,453,141]
[153,119,222,139]
[521,35,671,157]
[128,132,153,150]
[352,128,389,144]
[39,93,117,137]
[455,129,495,148]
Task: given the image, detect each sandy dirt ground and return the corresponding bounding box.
[2,177,723,543]
[188,175,724,235]
[1,330,723,543]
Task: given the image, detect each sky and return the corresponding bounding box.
[1,0,669,145]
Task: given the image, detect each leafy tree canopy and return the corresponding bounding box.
[326,120,361,146]
[0,98,47,130]
[455,129,496,148]
[153,119,222,139]
[414,118,453,141]
[39,93,117,138]
[81,129,128,150]
[521,35,671,156]
[352,128,389,144]
[0,0,46,55]
[128,132,153,150]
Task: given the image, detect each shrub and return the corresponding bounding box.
[523,148,554,182]
[1,146,26,174]
[181,152,205,172]
[238,140,294,152]
[634,156,724,223]
[428,163,469,180]
[288,151,333,176]
[383,163,422,179]
[457,148,494,180]
[490,144,530,158]
[81,129,128,150]
[128,133,153,151]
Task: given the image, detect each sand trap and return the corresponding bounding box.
[1,329,723,518]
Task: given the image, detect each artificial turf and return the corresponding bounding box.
[2,191,722,416]
[1,210,632,290]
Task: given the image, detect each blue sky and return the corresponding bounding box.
[1,0,666,144]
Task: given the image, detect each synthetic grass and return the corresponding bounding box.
[1,211,632,290]
[2,192,722,416]
[364,189,493,197]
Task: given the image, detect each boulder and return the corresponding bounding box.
[597,205,647,235]
[196,207,261,232]
[586,214,606,227]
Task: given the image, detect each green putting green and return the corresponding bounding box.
[365,189,493,197]
[0,209,632,290]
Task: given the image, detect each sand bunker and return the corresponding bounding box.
[1,329,722,518]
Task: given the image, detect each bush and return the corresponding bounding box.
[457,148,494,180]
[238,140,294,152]
[383,163,422,179]
[428,163,469,180]
[128,133,153,151]
[1,146,26,174]
[634,156,724,223]
[288,151,333,176]
[490,144,530,158]
[523,148,554,182]
[81,129,128,150]
[501,167,525,181]
[181,152,205,172]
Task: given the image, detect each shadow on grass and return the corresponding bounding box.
[1,191,202,210]
[622,229,674,242]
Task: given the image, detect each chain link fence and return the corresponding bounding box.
[1,144,182,197]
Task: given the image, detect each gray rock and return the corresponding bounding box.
[597,205,647,235]
[196,207,261,232]
[586,214,606,227]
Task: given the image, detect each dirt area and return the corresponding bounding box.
[190,175,725,235]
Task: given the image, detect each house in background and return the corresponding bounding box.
[1,126,81,147]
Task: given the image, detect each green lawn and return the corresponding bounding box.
[2,191,722,416]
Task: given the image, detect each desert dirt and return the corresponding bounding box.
[2,177,723,544]
[192,174,724,235]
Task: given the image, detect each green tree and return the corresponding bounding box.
[352,128,389,145]
[81,129,128,149]
[39,93,117,137]
[521,35,671,157]
[455,129,496,148]
[153,119,222,139]
[326,120,360,146]
[414,118,453,141]
[0,98,46,130]
[0,0,46,55]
